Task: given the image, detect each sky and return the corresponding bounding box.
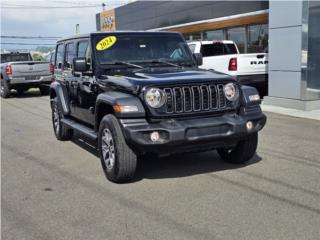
[1,0,132,50]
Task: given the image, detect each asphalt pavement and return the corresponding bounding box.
[1,91,320,240]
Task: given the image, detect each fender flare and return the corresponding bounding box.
[95,91,146,129]
[50,81,70,115]
[240,85,261,107]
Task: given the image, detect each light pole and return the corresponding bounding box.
[76,24,80,34]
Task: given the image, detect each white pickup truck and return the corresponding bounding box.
[188,40,268,96]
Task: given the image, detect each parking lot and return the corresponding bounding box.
[2,91,320,240]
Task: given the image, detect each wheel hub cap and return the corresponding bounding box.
[101,128,115,170]
[53,105,60,133]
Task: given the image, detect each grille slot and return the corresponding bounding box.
[162,83,234,114]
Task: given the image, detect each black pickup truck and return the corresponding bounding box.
[50,32,266,183]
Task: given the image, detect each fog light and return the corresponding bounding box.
[246,121,253,131]
[150,131,160,142]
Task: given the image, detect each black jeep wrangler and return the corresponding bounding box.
[50,32,266,183]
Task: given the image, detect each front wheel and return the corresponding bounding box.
[217,132,258,164]
[98,114,137,183]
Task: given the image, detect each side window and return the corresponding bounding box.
[64,42,75,70]
[77,41,89,57]
[55,44,64,69]
[77,40,91,67]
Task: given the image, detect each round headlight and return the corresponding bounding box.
[224,83,239,101]
[145,88,167,108]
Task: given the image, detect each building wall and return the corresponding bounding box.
[114,1,268,30]
[268,1,304,100]
[96,1,269,54]
[265,0,320,110]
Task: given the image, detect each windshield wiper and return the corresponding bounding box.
[178,62,195,67]
[102,61,144,69]
[149,58,181,67]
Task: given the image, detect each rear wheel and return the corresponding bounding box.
[40,85,50,95]
[51,98,72,141]
[1,78,10,98]
[98,114,137,183]
[217,132,258,164]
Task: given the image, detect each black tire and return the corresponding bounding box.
[39,85,50,95]
[51,98,72,141]
[217,132,258,164]
[1,78,10,98]
[98,114,137,183]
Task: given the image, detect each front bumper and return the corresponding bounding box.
[120,107,266,154]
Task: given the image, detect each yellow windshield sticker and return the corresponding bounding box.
[96,36,117,51]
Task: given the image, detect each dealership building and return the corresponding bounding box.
[96,1,320,110]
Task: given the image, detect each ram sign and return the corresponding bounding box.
[100,9,116,32]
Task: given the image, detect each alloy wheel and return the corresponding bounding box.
[101,128,115,170]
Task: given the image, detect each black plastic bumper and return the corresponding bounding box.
[236,74,268,96]
[120,107,266,154]
[236,74,268,85]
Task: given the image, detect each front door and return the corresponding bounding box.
[69,39,96,125]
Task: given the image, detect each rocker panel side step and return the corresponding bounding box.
[61,118,97,141]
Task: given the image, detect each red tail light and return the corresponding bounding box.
[49,63,54,74]
[5,64,13,76]
[228,58,237,71]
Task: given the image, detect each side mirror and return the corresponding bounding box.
[193,53,203,66]
[73,57,89,72]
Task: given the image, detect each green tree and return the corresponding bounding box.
[32,53,45,61]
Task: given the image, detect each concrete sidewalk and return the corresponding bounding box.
[262,104,320,121]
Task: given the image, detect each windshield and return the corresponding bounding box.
[1,53,32,63]
[93,34,194,66]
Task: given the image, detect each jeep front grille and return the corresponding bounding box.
[162,84,234,114]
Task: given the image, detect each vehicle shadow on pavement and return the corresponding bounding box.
[71,136,262,182]
[134,151,262,181]
[10,90,47,98]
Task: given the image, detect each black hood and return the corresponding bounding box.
[99,67,236,94]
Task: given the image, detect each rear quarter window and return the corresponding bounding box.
[200,43,238,57]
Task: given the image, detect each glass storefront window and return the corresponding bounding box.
[307,1,320,91]
[183,32,201,41]
[183,33,191,41]
[247,24,268,53]
[226,27,246,53]
[190,32,201,41]
[203,30,224,40]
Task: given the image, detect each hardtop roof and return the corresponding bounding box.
[57,31,182,43]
